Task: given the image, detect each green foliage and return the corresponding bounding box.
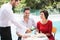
[25,0,51,9]
[0,0,60,13]
[25,0,60,9]
[0,0,9,7]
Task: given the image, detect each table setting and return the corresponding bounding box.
[21,30,49,40]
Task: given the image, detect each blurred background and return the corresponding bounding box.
[0,0,60,15]
[0,0,60,40]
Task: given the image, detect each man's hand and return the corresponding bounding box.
[26,28,31,33]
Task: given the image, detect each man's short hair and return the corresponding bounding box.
[23,7,30,12]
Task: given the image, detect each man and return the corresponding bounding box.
[23,7,36,29]
[16,7,36,40]
[0,0,29,40]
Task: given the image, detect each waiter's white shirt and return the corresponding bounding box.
[0,2,27,35]
[0,2,13,27]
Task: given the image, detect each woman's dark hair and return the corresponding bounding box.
[40,10,49,19]
[23,7,30,12]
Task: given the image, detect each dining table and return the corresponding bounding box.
[21,31,49,40]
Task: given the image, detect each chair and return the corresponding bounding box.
[52,27,57,37]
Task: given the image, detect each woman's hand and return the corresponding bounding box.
[46,33,51,36]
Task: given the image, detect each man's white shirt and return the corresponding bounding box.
[16,17,36,35]
[20,18,36,29]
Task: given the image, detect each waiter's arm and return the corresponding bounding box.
[6,9,31,35]
[5,8,24,28]
[16,32,28,38]
[5,9,28,34]
[16,25,31,38]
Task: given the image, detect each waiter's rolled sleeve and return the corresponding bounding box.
[16,24,27,35]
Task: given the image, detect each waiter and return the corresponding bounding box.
[0,0,29,40]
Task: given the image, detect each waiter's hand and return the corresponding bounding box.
[22,35,28,38]
[26,28,31,33]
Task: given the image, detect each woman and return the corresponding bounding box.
[37,10,55,40]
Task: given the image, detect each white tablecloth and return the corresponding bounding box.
[22,33,49,40]
[22,37,48,40]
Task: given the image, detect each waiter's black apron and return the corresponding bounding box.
[18,37,21,40]
[0,26,12,40]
